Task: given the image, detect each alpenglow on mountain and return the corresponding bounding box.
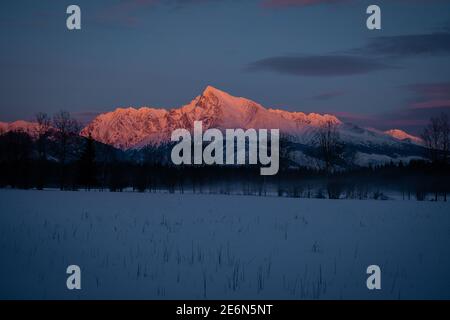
[80,86,401,147]
[1,86,425,167]
[78,86,425,167]
[80,86,342,150]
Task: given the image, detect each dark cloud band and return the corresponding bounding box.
[356,32,450,57]
[245,55,395,77]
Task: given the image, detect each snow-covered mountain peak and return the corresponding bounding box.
[44,86,423,155]
[0,120,40,137]
[384,129,423,144]
[202,85,229,98]
[0,86,428,168]
[196,86,262,112]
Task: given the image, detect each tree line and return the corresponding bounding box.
[0,111,449,201]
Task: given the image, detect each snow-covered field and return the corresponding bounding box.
[0,189,449,300]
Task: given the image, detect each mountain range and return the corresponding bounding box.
[0,86,426,168]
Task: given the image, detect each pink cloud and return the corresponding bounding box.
[408,83,450,99]
[410,99,450,109]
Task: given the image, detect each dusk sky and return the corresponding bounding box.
[1,0,450,134]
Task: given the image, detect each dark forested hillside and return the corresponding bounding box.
[0,129,448,201]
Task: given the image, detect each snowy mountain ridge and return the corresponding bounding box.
[0,120,40,138]
[79,86,422,151]
[384,129,423,144]
[0,86,426,167]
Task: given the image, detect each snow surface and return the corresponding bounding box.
[0,189,449,300]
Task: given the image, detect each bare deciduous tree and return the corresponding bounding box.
[53,111,81,162]
[53,111,81,189]
[35,112,51,160]
[316,120,343,173]
[421,113,449,163]
[36,112,51,136]
[35,112,52,189]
